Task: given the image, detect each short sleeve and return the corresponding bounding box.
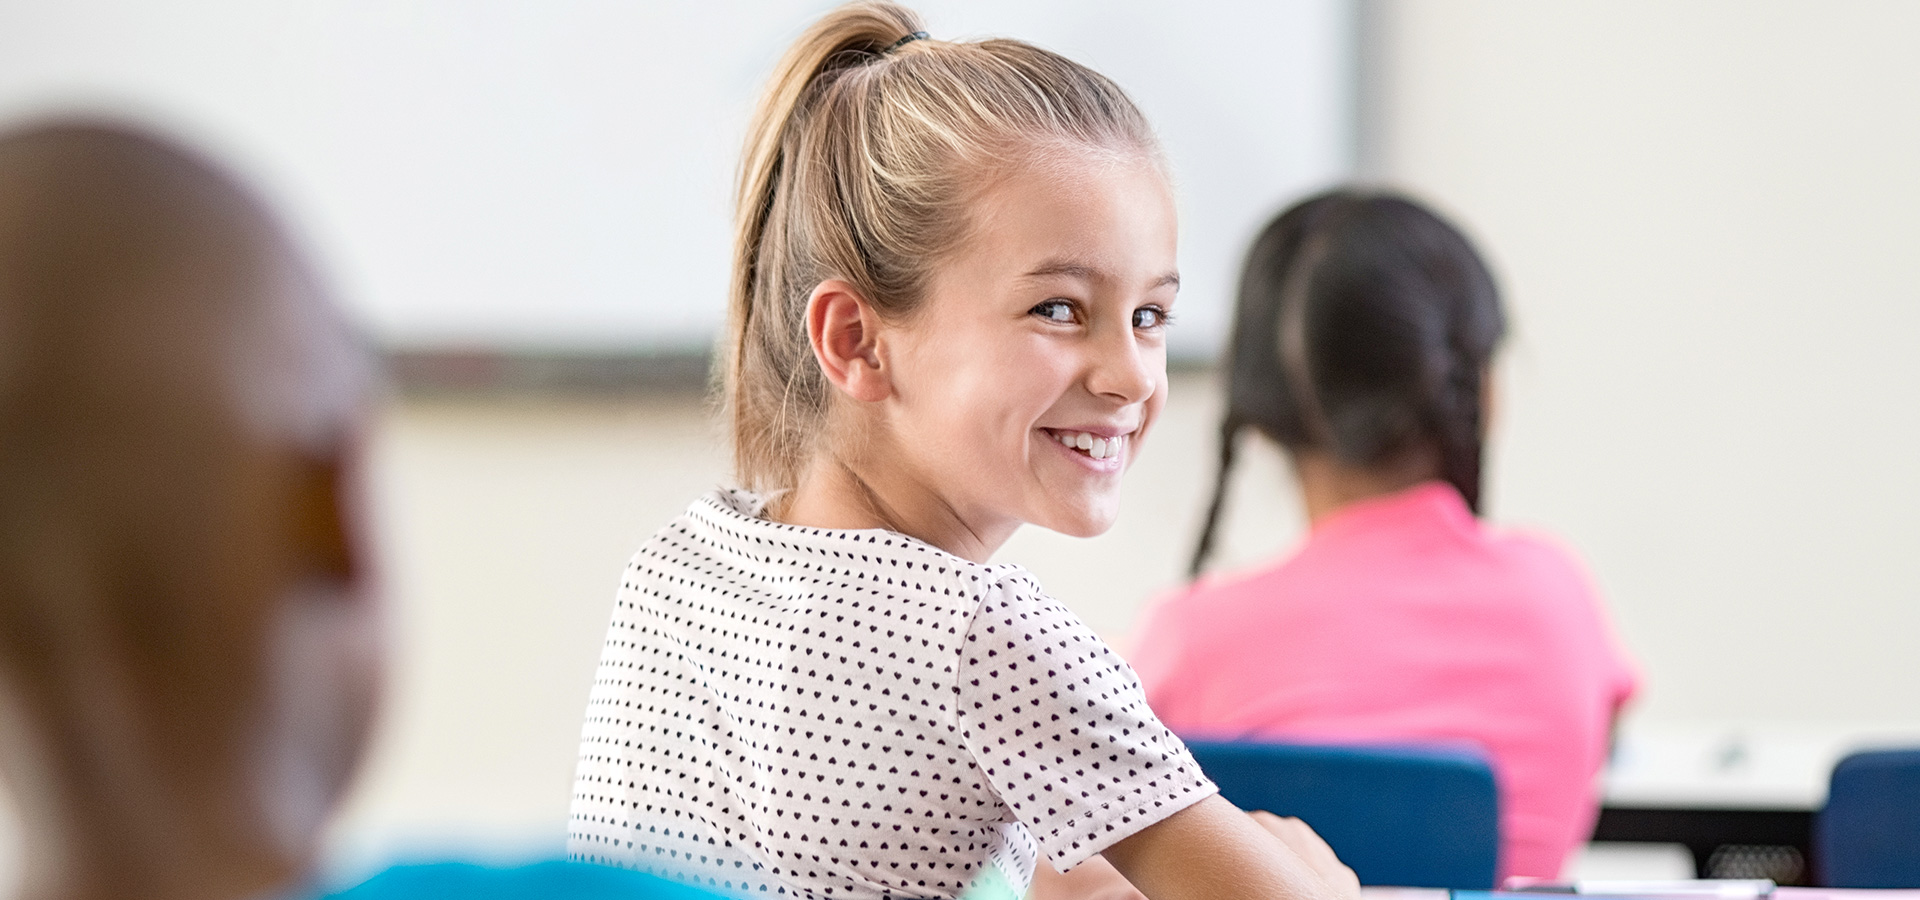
[953,574,1218,871]
[1527,532,1641,716]
[1556,542,1641,713]
[1603,618,1641,713]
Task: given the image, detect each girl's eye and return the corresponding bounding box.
[1133,305,1172,330]
[1031,299,1075,323]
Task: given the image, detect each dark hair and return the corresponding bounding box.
[1189,188,1506,575]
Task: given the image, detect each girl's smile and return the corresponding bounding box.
[1041,426,1134,467]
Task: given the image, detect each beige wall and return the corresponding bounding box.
[330,394,736,861]
[1364,0,1920,725]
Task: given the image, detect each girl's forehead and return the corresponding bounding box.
[954,151,1177,278]
[987,139,1169,193]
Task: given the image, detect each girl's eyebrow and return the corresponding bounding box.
[1020,260,1181,289]
[1021,260,1101,281]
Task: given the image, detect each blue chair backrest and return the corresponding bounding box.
[1185,740,1499,889]
[1817,748,1920,887]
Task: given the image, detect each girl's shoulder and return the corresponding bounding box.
[1481,522,1596,588]
[641,486,1043,611]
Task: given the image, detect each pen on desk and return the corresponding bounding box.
[1502,879,1775,898]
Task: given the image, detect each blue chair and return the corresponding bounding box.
[1816,748,1920,887]
[1185,740,1500,888]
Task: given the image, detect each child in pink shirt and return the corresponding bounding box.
[1129,190,1637,881]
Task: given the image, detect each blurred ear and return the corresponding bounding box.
[806,279,891,403]
[291,453,358,584]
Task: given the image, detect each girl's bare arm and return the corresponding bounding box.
[1054,796,1359,900]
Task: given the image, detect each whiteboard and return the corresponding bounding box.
[0,1,1352,356]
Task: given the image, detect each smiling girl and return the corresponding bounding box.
[567,5,1356,899]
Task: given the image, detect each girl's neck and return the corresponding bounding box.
[1291,449,1441,527]
[776,451,1016,564]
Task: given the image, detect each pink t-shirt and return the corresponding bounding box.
[1129,482,1637,880]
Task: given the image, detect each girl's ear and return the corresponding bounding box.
[806,279,891,403]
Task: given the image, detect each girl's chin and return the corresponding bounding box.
[1033,502,1121,539]
[1051,522,1113,539]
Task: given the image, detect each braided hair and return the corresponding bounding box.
[1189,189,1506,575]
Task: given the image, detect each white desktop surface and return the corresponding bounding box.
[1604,723,1920,810]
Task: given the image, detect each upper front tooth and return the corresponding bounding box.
[1075,433,1093,451]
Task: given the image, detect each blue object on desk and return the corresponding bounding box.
[1185,740,1500,889]
[1816,748,1920,887]
[322,860,720,899]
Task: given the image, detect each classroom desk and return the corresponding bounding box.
[1763,892,1920,900]
[1361,889,1920,900]
[1595,724,1920,883]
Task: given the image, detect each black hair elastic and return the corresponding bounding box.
[883,31,929,54]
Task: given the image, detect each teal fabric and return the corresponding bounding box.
[325,861,720,899]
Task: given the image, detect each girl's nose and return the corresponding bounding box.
[1087,324,1158,405]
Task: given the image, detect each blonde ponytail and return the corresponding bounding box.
[724,1,1160,492]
